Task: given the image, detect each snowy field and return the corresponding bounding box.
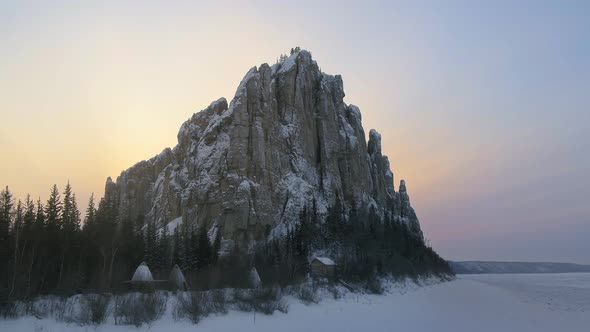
[2,273,589,332]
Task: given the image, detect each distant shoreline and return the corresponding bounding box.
[450,261,590,274]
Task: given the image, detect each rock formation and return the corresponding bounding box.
[103,50,423,243]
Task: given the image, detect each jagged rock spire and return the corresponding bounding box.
[104,49,423,242]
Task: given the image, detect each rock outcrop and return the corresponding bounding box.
[103,50,423,243]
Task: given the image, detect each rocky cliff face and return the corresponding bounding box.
[104,50,422,243]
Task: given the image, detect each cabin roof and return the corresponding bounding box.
[313,257,336,266]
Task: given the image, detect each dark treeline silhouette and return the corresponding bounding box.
[253,199,451,286]
[0,184,223,305]
[0,184,451,309]
[0,183,87,301]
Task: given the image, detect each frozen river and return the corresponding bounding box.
[463,272,590,312]
[2,273,590,332]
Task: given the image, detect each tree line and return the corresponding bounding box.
[0,184,221,304]
[1,183,451,305]
[252,198,451,285]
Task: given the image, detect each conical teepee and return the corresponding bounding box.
[132,262,154,282]
[249,267,261,288]
[169,264,188,290]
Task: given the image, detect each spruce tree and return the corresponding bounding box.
[0,186,13,263]
[127,214,145,268]
[133,214,145,263]
[158,225,171,272]
[45,185,62,231]
[57,183,77,289]
[172,229,182,266]
[118,216,142,280]
[62,182,73,232]
[21,196,36,293]
[70,193,80,231]
[89,198,114,287]
[0,185,13,291]
[35,198,45,227]
[27,198,45,296]
[9,200,24,297]
[295,206,312,259]
[145,221,154,267]
[196,226,212,269]
[13,200,24,241]
[84,194,96,228]
[41,185,62,292]
[0,186,13,228]
[212,228,221,264]
[179,221,193,271]
[23,195,35,233]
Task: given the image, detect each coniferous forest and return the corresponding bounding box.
[0,183,451,309]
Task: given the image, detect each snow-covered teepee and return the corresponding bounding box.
[169,264,188,290]
[132,262,154,282]
[249,267,261,288]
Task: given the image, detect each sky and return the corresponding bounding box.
[1,1,589,264]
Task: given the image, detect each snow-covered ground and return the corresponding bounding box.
[2,273,589,332]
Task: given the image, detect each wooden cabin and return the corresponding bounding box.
[310,257,337,277]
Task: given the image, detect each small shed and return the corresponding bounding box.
[310,257,337,277]
[169,264,188,291]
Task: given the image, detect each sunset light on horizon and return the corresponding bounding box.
[1,1,589,265]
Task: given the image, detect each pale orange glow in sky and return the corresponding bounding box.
[1,1,589,264]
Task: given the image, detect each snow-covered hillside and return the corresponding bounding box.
[3,274,589,332]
